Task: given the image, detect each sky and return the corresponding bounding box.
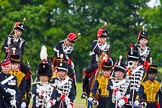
[147,0,161,8]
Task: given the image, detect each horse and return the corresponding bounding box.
[83,52,108,108]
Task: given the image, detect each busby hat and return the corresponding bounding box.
[102,60,113,71]
[147,64,158,74]
[138,26,148,40]
[97,28,108,38]
[1,59,11,66]
[14,22,25,31]
[10,55,20,63]
[37,62,52,78]
[67,33,78,43]
[57,61,68,72]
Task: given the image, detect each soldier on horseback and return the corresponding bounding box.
[2,21,25,60]
[134,26,151,64]
[81,26,111,99]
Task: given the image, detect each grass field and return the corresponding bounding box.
[74,82,86,104]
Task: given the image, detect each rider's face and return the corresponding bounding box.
[14,29,22,38]
[139,38,148,46]
[66,39,73,46]
[99,37,107,44]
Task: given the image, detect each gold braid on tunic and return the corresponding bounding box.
[142,80,161,102]
[98,76,109,97]
[9,70,25,87]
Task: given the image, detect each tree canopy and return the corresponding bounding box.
[0,0,162,81]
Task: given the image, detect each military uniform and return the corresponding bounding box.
[51,61,76,108]
[126,50,147,107]
[32,62,56,108]
[89,60,113,108]
[2,22,25,60]
[134,28,150,64]
[53,33,78,82]
[107,60,130,108]
[82,28,111,98]
[136,64,162,108]
[0,59,20,108]
[9,55,27,107]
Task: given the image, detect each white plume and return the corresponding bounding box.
[40,45,48,62]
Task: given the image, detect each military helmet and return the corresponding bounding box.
[147,64,158,74]
[137,26,148,40]
[102,60,113,71]
[67,33,78,43]
[10,55,20,63]
[14,22,25,31]
[57,61,68,72]
[97,28,108,38]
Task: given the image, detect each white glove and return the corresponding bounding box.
[10,99,16,106]
[6,88,16,95]
[88,97,93,102]
[118,99,125,107]
[113,89,121,100]
[67,102,73,108]
[65,96,70,105]
[46,100,56,108]
[21,102,26,108]
[134,100,140,106]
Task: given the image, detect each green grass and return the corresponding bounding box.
[74,82,86,104]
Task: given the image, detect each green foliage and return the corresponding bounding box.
[0,0,162,81]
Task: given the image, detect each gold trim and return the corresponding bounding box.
[103,65,112,68]
[149,66,157,70]
[10,58,20,62]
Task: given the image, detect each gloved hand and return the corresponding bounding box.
[10,99,16,106]
[134,100,140,106]
[65,96,70,105]
[39,92,46,99]
[93,100,99,107]
[60,93,66,101]
[46,100,56,108]
[88,96,93,102]
[5,47,10,52]
[6,88,16,95]
[21,102,26,108]
[81,92,87,99]
[118,96,128,107]
[113,88,121,100]
[67,102,73,108]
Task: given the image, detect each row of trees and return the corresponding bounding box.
[0,0,162,81]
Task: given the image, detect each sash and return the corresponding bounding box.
[1,75,14,85]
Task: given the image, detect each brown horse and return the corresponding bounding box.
[84,52,107,108]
